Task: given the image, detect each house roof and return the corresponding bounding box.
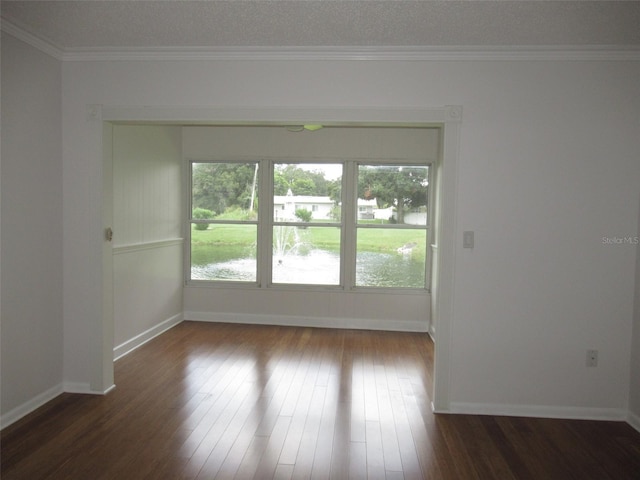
[274,195,334,205]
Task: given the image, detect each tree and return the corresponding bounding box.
[274,165,331,196]
[192,163,257,214]
[358,166,428,224]
[327,179,341,204]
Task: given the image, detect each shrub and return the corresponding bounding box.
[295,208,313,223]
[192,208,214,230]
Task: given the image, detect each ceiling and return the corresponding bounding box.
[1,1,639,50]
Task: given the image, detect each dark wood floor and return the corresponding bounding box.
[2,322,640,479]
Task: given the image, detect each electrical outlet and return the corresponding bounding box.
[586,349,598,367]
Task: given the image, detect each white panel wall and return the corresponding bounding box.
[60,57,640,418]
[1,34,63,424]
[112,126,183,354]
[113,126,183,246]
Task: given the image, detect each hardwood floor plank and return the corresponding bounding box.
[567,420,640,479]
[376,370,403,473]
[231,434,270,480]
[329,402,352,480]
[290,384,326,479]
[348,441,367,480]
[212,403,265,479]
[193,383,261,479]
[388,389,422,479]
[252,415,292,479]
[365,420,386,480]
[2,322,640,480]
[350,353,367,443]
[310,375,339,479]
[273,463,295,480]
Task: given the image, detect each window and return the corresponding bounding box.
[190,162,259,282]
[272,162,342,285]
[188,160,430,289]
[356,164,429,288]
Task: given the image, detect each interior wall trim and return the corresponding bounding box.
[61,45,640,63]
[628,411,640,434]
[112,238,183,255]
[185,311,429,333]
[1,19,63,59]
[447,401,628,423]
[0,384,63,430]
[113,313,184,361]
[3,21,639,62]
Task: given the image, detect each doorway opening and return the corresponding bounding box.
[100,106,462,413]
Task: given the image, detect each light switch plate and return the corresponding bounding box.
[463,231,474,248]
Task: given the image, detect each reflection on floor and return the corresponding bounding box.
[2,321,639,479]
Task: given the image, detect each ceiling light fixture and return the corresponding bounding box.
[286,124,324,132]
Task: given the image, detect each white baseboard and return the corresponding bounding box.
[114,312,184,361]
[0,383,63,430]
[184,311,428,333]
[428,324,435,342]
[1,381,118,431]
[628,411,640,433]
[62,382,115,395]
[445,401,627,422]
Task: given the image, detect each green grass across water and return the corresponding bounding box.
[191,224,426,261]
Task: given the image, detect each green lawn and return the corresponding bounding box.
[191,224,426,261]
[192,224,256,246]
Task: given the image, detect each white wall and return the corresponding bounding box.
[111,126,183,358]
[630,195,640,430]
[1,34,63,425]
[183,126,436,331]
[60,57,640,417]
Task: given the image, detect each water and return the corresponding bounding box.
[191,246,425,288]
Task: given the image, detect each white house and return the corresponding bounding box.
[273,189,335,221]
[274,192,391,222]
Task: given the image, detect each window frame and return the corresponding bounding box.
[270,161,344,288]
[188,160,261,285]
[186,158,432,292]
[352,161,432,290]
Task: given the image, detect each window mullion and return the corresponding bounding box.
[257,159,272,288]
[425,163,434,291]
[342,161,357,289]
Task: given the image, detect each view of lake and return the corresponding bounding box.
[191,243,426,288]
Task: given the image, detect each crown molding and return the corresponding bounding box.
[1,18,64,60]
[2,19,639,63]
[61,45,640,62]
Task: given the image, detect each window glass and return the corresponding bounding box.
[357,165,428,225]
[273,163,342,222]
[355,229,427,288]
[191,224,257,281]
[190,162,259,282]
[188,160,430,289]
[356,164,429,288]
[272,226,341,285]
[272,163,342,285]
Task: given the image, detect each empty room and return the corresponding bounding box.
[2,1,640,479]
